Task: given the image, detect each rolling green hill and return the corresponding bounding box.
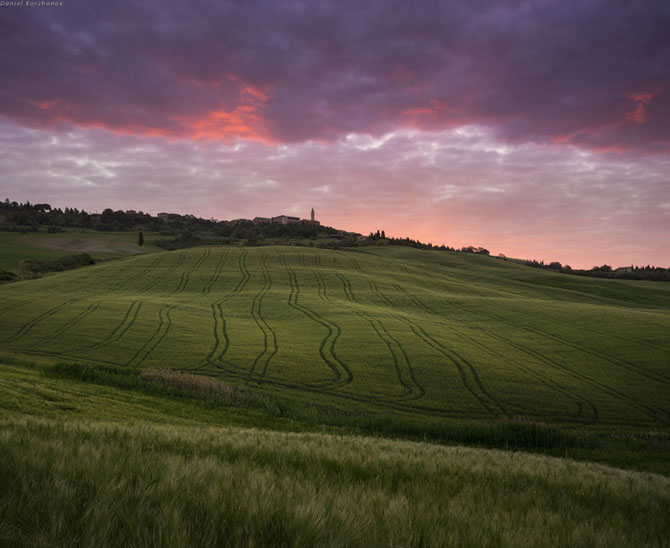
[1,245,668,430]
[2,245,669,546]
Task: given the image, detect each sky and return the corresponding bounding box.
[1,0,669,268]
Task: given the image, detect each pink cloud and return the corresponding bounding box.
[625,92,654,124]
[1,121,668,269]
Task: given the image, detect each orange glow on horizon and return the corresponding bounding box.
[324,209,662,270]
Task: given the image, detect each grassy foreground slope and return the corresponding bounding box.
[1,245,669,430]
[0,358,668,547]
[1,411,669,547]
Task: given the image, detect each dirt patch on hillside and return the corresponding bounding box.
[26,236,145,255]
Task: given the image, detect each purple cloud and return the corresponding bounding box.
[1,0,668,150]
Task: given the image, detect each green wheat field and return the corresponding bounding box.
[1,244,669,546]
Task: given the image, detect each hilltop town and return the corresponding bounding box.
[250,208,320,227]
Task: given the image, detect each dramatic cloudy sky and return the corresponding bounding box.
[1,0,669,267]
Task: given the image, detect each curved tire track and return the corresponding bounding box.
[2,299,79,344]
[108,256,163,291]
[201,250,229,295]
[175,248,211,294]
[126,305,175,367]
[280,252,352,388]
[138,251,186,294]
[396,285,666,425]
[74,301,143,353]
[247,253,278,384]
[27,303,100,351]
[203,249,251,371]
[333,272,426,400]
[372,278,499,412]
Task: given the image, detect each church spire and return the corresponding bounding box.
[311,207,315,221]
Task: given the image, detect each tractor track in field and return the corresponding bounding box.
[174,248,211,294]
[457,299,670,385]
[520,315,670,384]
[280,253,352,388]
[2,299,80,345]
[28,322,459,420]
[359,280,424,400]
[368,279,394,307]
[191,348,495,419]
[247,253,278,384]
[432,318,595,422]
[108,256,163,291]
[74,300,143,353]
[26,303,100,351]
[26,314,489,422]
[314,269,420,398]
[202,250,251,372]
[394,285,606,422]
[126,305,175,367]
[314,270,329,301]
[6,246,663,428]
[396,285,667,424]
[92,257,150,289]
[190,359,496,421]
[333,272,425,401]
[385,281,582,419]
[541,318,670,355]
[388,285,522,416]
[176,266,650,426]
[423,289,669,386]
[335,273,356,302]
[308,251,320,268]
[485,329,666,424]
[408,321,505,416]
[367,280,431,402]
[138,251,186,294]
[448,326,594,422]
[201,250,229,295]
[401,296,599,424]
[371,318,423,400]
[0,300,31,316]
[387,282,504,416]
[440,296,670,420]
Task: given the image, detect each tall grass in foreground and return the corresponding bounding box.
[1,418,668,547]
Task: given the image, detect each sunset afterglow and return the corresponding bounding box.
[1,0,668,268]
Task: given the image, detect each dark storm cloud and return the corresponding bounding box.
[1,0,668,150]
